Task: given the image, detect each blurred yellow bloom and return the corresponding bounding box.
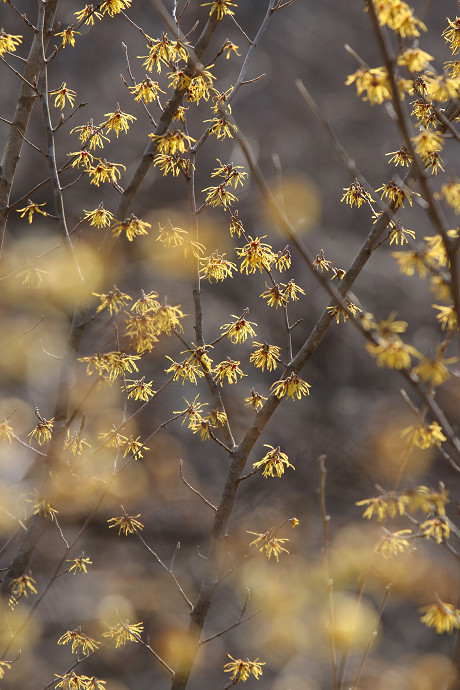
[420,602,460,634]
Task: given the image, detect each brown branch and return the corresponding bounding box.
[179,460,217,511]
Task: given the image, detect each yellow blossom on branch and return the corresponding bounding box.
[247,529,289,561]
[102,621,143,647]
[200,251,237,282]
[213,357,246,385]
[108,513,144,535]
[66,555,92,575]
[345,66,391,105]
[49,82,76,109]
[74,5,103,24]
[103,104,136,137]
[420,517,450,543]
[57,629,100,655]
[202,0,237,21]
[112,214,151,241]
[17,200,47,224]
[64,429,91,455]
[271,372,311,400]
[341,180,374,207]
[376,179,419,209]
[221,314,256,343]
[0,30,22,56]
[126,377,156,401]
[412,349,457,387]
[129,77,165,103]
[149,130,195,155]
[401,421,446,449]
[89,160,125,185]
[244,389,267,411]
[356,492,406,522]
[93,286,132,315]
[250,342,280,372]
[0,418,14,443]
[420,602,460,634]
[238,236,276,273]
[10,574,37,599]
[374,529,412,559]
[252,444,294,478]
[100,0,132,16]
[223,654,265,683]
[84,203,114,228]
[55,26,81,48]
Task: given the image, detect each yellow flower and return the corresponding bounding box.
[223,654,265,683]
[28,415,54,445]
[93,286,132,315]
[403,484,449,516]
[140,33,187,73]
[445,59,460,78]
[107,513,144,535]
[71,121,110,149]
[126,377,156,401]
[376,180,419,209]
[327,298,362,323]
[420,517,450,543]
[0,29,22,55]
[229,212,245,237]
[202,183,237,208]
[420,602,460,634]
[57,629,100,655]
[125,314,159,352]
[221,314,256,343]
[0,662,12,680]
[69,149,95,170]
[100,0,132,16]
[250,342,280,372]
[0,418,14,443]
[244,389,267,411]
[112,214,151,241]
[238,236,276,273]
[356,493,406,522]
[410,99,438,128]
[222,39,240,58]
[64,429,91,455]
[26,490,58,520]
[56,26,81,48]
[84,203,114,228]
[313,249,333,272]
[374,529,412,559]
[345,66,391,105]
[122,435,149,459]
[10,574,38,599]
[411,129,443,158]
[274,247,291,272]
[156,222,188,246]
[66,555,92,574]
[213,358,246,385]
[49,82,76,109]
[202,0,237,21]
[252,444,294,478]
[200,251,237,282]
[401,422,446,449]
[386,146,412,167]
[412,350,457,387]
[247,529,289,561]
[397,47,433,71]
[103,104,136,137]
[341,180,374,207]
[17,200,47,224]
[433,304,458,331]
[149,130,195,155]
[424,73,460,102]
[366,337,419,369]
[102,621,143,647]
[153,152,191,177]
[388,220,415,245]
[211,159,247,188]
[129,77,165,103]
[443,17,460,55]
[204,116,237,139]
[74,5,103,24]
[270,372,311,400]
[89,160,125,185]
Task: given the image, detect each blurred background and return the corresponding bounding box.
[1,0,459,688]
